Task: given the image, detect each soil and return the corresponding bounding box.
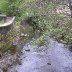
[0,51,20,72]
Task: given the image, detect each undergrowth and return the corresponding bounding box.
[0,0,72,48]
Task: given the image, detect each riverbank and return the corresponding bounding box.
[0,0,72,44]
[0,50,20,72]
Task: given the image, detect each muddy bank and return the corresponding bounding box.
[8,38,72,72]
[0,51,20,72]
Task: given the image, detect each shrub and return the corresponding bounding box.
[5,5,21,17]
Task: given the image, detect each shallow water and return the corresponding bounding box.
[8,38,72,72]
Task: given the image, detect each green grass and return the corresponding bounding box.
[0,20,4,24]
[0,0,72,45]
[15,0,72,44]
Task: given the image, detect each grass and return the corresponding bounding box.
[0,20,5,24]
[0,0,72,48]
[13,0,72,44]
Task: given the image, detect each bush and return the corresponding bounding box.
[5,5,21,17]
[0,0,22,17]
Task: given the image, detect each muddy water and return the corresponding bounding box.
[8,38,72,72]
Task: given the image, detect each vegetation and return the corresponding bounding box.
[0,0,72,51]
[0,20,5,24]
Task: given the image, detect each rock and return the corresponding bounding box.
[20,33,28,37]
[25,49,30,52]
[47,63,51,65]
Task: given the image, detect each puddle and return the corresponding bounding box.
[8,38,72,72]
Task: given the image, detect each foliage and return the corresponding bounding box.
[0,0,72,50]
[0,25,16,52]
[19,0,72,44]
[0,0,22,17]
[5,5,21,17]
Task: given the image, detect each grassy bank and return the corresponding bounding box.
[0,0,72,46]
